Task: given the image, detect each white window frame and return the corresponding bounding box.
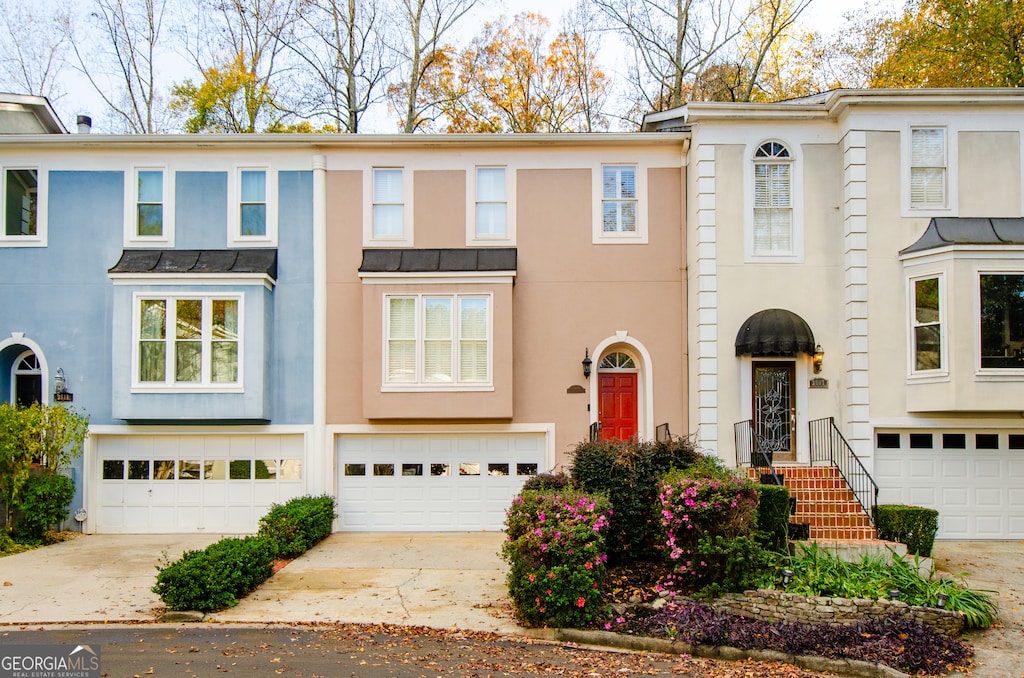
[976,268,1024,374]
[907,272,946,378]
[1,165,47,247]
[228,166,277,247]
[467,165,516,245]
[382,293,492,391]
[592,162,647,244]
[744,139,803,263]
[903,125,957,216]
[124,166,174,247]
[131,292,244,392]
[364,167,414,247]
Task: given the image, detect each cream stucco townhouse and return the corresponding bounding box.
[645,88,1024,540]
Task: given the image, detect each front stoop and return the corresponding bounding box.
[747,465,878,541]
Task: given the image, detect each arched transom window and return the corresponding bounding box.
[599,351,636,370]
[753,141,793,254]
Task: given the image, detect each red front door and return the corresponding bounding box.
[598,372,637,440]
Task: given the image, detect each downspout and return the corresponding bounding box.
[312,154,328,496]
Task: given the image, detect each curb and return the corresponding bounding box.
[525,628,909,678]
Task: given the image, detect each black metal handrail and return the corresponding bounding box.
[589,421,601,442]
[733,419,783,484]
[656,422,671,443]
[809,416,879,526]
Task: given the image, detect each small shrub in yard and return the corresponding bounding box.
[153,536,276,611]
[502,489,612,628]
[754,483,790,554]
[571,438,700,561]
[14,473,75,541]
[875,504,939,557]
[258,494,337,559]
[619,601,972,674]
[520,472,572,493]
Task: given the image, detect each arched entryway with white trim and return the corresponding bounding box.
[587,331,655,441]
[0,333,50,407]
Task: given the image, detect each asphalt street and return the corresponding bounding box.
[0,624,830,678]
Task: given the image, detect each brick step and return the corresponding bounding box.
[784,480,849,489]
[808,527,878,540]
[788,489,859,498]
[798,515,874,528]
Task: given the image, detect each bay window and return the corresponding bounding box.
[385,294,490,387]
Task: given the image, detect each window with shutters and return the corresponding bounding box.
[753,141,792,255]
[384,293,491,389]
[910,128,946,209]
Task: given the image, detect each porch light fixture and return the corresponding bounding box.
[781,569,794,587]
[888,589,902,601]
[582,348,592,379]
[812,344,824,373]
[936,592,949,609]
[54,368,67,394]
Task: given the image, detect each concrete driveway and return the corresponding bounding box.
[0,532,521,634]
[931,541,1024,678]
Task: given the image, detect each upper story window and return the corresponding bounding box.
[125,167,174,246]
[980,274,1024,369]
[910,127,946,209]
[475,167,507,237]
[385,293,490,388]
[753,141,792,254]
[239,170,267,236]
[135,294,241,389]
[2,167,45,246]
[228,167,276,246]
[911,275,943,373]
[373,168,404,239]
[602,165,637,234]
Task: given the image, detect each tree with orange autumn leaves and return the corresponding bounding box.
[418,13,609,133]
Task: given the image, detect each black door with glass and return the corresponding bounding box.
[753,361,795,462]
[13,352,43,407]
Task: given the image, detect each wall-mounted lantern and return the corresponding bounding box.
[54,368,73,402]
[582,348,592,379]
[812,344,824,374]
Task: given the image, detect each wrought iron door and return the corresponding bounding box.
[753,362,795,455]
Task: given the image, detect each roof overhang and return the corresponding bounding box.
[0,93,66,134]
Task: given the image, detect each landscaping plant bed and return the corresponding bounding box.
[608,599,973,675]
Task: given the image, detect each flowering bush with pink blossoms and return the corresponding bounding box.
[658,471,776,597]
[502,490,613,627]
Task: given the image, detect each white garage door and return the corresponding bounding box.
[336,432,547,531]
[94,434,305,533]
[875,430,1024,539]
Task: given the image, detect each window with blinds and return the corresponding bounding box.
[910,128,946,208]
[753,141,792,254]
[373,168,404,237]
[602,165,637,233]
[385,294,491,387]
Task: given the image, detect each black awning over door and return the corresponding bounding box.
[735,308,816,356]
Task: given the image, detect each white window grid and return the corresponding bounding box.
[1,165,46,247]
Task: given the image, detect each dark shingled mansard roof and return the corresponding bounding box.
[358,248,517,273]
[901,218,1024,255]
[108,249,278,280]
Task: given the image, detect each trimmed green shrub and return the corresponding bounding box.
[520,471,572,493]
[675,534,778,598]
[502,489,612,627]
[14,472,75,540]
[755,483,791,554]
[874,504,939,557]
[258,494,337,559]
[570,438,700,561]
[152,536,276,611]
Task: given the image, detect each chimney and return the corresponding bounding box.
[76,115,92,134]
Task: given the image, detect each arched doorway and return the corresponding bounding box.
[12,350,42,407]
[597,350,639,441]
